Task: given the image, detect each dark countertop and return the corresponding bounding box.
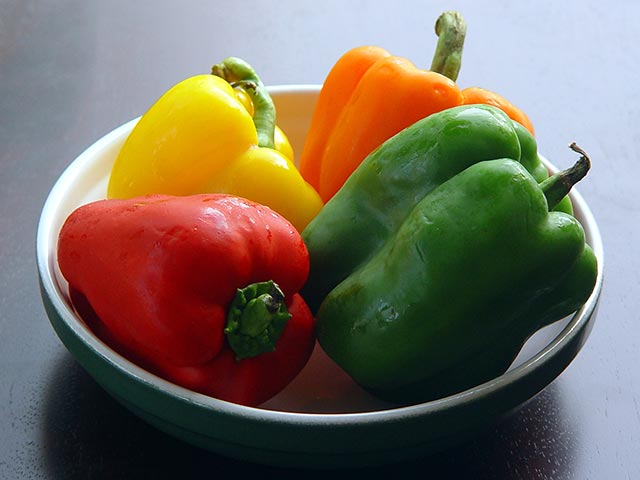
[2,1,638,478]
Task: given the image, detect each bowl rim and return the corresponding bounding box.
[36,84,605,426]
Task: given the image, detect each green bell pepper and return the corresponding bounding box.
[301,105,597,404]
[302,104,573,312]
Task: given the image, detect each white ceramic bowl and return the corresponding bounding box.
[37,85,604,468]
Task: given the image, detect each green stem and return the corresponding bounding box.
[540,143,591,211]
[224,280,291,360]
[429,11,466,81]
[211,57,276,149]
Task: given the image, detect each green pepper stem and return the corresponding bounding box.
[224,280,291,360]
[211,57,276,149]
[540,143,591,211]
[429,11,466,81]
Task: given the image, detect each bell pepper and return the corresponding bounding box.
[107,57,323,232]
[302,104,575,312]
[57,193,316,407]
[298,11,535,202]
[307,133,597,404]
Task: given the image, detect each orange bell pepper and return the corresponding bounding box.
[298,45,391,193]
[299,11,534,202]
[461,87,534,135]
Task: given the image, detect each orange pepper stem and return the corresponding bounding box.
[540,143,591,210]
[430,11,466,82]
[212,57,276,149]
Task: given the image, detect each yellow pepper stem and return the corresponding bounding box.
[212,57,276,149]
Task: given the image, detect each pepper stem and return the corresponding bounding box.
[212,57,276,149]
[429,11,466,81]
[540,143,591,211]
[224,280,291,360]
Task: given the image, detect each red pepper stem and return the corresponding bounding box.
[540,143,591,211]
[429,11,466,82]
[224,280,291,361]
[211,57,276,149]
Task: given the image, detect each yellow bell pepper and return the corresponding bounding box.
[107,57,323,232]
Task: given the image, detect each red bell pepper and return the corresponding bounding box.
[57,193,315,406]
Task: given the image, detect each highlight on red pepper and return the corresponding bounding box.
[57,193,316,407]
[298,10,535,202]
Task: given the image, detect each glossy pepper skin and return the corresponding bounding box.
[314,155,597,405]
[302,104,567,313]
[57,194,315,407]
[298,11,535,202]
[107,57,322,232]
